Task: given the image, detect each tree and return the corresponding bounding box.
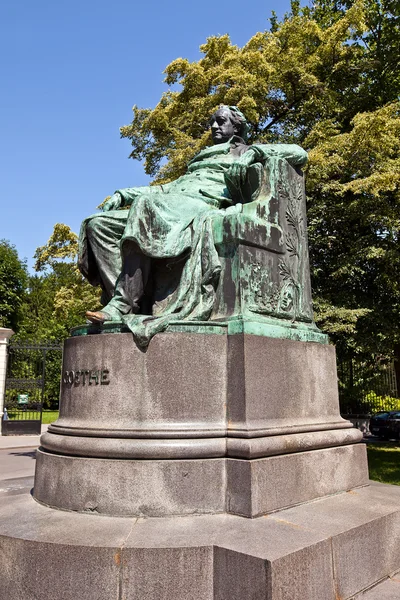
[0,240,28,331]
[119,0,400,360]
[120,0,369,182]
[306,101,400,357]
[14,225,101,408]
[18,224,101,342]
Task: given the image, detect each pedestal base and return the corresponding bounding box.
[34,443,368,517]
[1,483,399,600]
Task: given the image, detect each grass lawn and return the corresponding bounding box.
[367,443,400,486]
[41,410,59,424]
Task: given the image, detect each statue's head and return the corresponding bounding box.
[210,106,249,144]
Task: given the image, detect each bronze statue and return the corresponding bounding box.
[79,106,309,346]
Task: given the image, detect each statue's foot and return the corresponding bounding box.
[86,310,111,324]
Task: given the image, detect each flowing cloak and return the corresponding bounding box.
[79,138,307,347]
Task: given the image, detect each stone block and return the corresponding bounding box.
[34,449,226,517]
[226,334,348,437]
[34,443,369,517]
[122,547,213,600]
[226,443,369,516]
[0,494,130,600]
[268,540,335,600]
[213,547,269,600]
[332,511,400,599]
[0,536,120,600]
[38,332,364,517]
[50,332,227,439]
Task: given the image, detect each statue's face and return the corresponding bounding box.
[210,109,237,144]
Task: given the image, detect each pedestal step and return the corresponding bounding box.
[1,482,399,600]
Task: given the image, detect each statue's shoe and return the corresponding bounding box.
[85,310,111,324]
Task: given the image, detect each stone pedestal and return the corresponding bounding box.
[1,329,399,599]
[36,331,366,516]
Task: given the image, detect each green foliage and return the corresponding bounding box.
[120,0,369,182]
[17,223,101,343]
[12,225,101,408]
[363,391,400,411]
[34,223,78,271]
[120,0,400,360]
[307,101,400,358]
[0,240,28,331]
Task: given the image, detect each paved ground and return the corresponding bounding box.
[0,475,34,497]
[0,446,36,498]
[0,446,37,481]
[0,424,46,450]
[0,435,41,450]
[0,427,45,497]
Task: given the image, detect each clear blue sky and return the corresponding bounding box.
[1,0,291,271]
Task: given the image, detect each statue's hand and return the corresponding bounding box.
[225,151,255,190]
[101,192,122,212]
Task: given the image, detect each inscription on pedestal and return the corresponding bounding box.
[63,369,110,385]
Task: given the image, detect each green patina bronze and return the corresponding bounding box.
[78,107,323,347]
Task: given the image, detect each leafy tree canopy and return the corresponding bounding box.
[0,240,28,331]
[17,224,100,343]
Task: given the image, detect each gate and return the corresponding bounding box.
[338,357,400,416]
[2,341,63,435]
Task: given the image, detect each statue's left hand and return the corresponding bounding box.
[225,151,255,190]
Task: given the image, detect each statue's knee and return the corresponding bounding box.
[86,216,103,239]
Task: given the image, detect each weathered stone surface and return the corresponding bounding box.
[49,332,228,440]
[37,332,364,517]
[226,333,349,437]
[332,511,400,599]
[40,431,227,459]
[226,427,362,458]
[1,483,399,600]
[356,573,400,599]
[122,547,214,600]
[44,332,358,459]
[34,444,368,517]
[0,494,129,600]
[0,536,120,600]
[226,443,369,517]
[269,540,335,600]
[34,450,226,517]
[213,547,269,600]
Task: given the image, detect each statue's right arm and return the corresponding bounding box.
[101,186,159,211]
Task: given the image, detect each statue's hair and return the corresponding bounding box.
[217,105,250,142]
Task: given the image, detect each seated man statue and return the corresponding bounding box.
[79,106,307,347]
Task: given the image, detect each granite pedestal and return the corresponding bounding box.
[35,330,366,516]
[1,329,399,599]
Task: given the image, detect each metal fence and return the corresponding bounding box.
[2,341,63,435]
[338,358,400,416]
